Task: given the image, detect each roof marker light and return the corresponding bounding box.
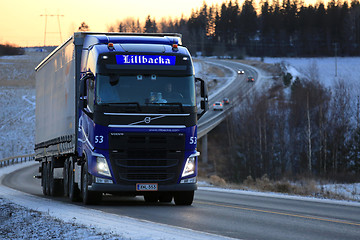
[108,42,114,50]
[172,43,178,51]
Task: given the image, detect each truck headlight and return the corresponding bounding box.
[182,152,200,177]
[96,155,112,177]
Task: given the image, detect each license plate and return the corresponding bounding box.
[136,183,158,191]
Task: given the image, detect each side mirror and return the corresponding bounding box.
[196,77,208,119]
[79,72,94,109]
[200,80,206,98]
[201,100,206,109]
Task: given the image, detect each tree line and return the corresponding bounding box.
[109,0,360,57]
[0,44,24,56]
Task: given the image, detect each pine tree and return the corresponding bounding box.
[144,15,157,33]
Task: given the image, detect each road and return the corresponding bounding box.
[197,59,260,137]
[3,162,360,240]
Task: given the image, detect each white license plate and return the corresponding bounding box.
[136,183,158,191]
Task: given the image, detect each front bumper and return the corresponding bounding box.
[88,182,197,193]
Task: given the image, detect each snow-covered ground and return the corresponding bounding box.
[252,56,360,97]
[0,87,35,159]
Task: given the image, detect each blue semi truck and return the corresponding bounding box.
[34,32,208,205]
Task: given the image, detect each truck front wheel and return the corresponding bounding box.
[68,158,80,202]
[81,161,102,205]
[174,191,194,206]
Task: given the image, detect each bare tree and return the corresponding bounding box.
[328,78,352,173]
[306,92,312,172]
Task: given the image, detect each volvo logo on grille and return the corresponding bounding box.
[144,117,151,124]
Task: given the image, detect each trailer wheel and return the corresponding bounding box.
[174,191,194,206]
[69,158,80,202]
[42,162,48,196]
[81,161,102,205]
[48,160,64,197]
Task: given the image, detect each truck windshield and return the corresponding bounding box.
[96,74,196,107]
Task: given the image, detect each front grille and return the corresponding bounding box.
[109,132,185,183]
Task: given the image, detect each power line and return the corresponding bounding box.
[40,10,64,46]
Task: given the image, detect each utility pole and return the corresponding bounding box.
[40,10,64,46]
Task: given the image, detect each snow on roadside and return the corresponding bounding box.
[0,197,122,240]
[0,162,236,240]
[0,163,124,240]
[198,184,360,207]
[321,183,360,201]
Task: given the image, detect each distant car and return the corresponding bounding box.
[223,98,230,105]
[237,69,245,74]
[247,76,255,82]
[213,101,224,111]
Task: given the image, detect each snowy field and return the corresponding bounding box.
[0,87,35,159]
[254,56,360,96]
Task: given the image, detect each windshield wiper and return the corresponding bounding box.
[103,102,141,111]
[147,102,184,112]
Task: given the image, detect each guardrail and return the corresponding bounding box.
[198,105,233,139]
[0,154,36,168]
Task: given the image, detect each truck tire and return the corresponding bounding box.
[42,162,48,196]
[69,159,80,202]
[81,161,102,205]
[63,159,69,197]
[48,160,64,197]
[174,191,194,206]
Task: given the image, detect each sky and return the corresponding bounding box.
[0,0,229,47]
[0,0,324,47]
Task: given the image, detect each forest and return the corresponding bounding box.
[208,71,360,183]
[111,0,360,57]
